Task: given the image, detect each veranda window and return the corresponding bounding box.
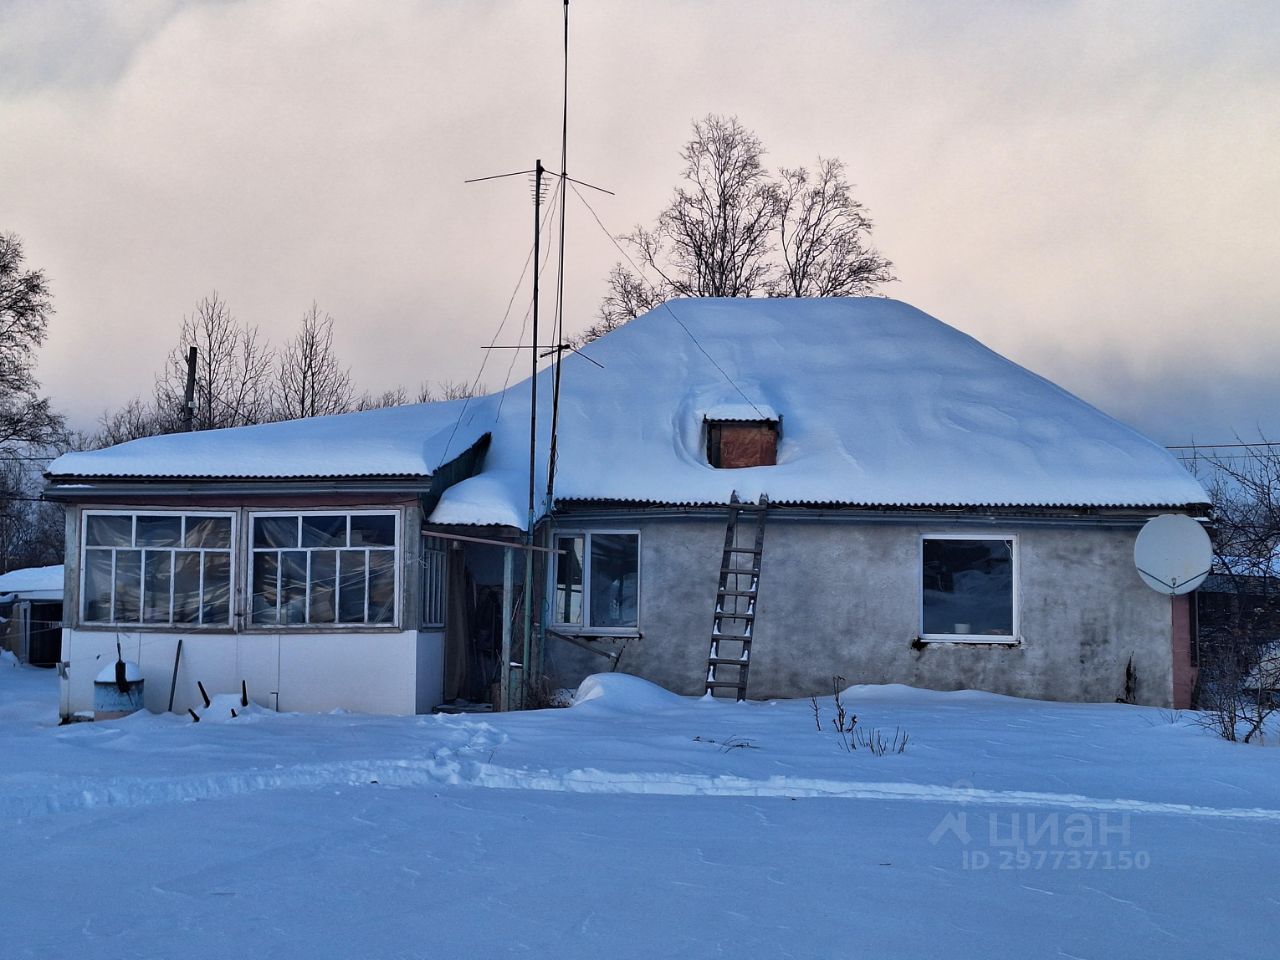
[552,531,639,631]
[250,512,399,627]
[421,536,447,629]
[81,512,234,626]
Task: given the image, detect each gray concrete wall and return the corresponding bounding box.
[543,514,1175,707]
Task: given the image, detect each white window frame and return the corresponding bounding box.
[79,509,237,629]
[247,509,402,630]
[550,528,642,635]
[919,533,1020,645]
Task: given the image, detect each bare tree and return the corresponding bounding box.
[0,233,64,448]
[577,265,668,346]
[355,387,409,411]
[630,115,779,301]
[414,379,484,403]
[1190,439,1280,742]
[275,303,354,420]
[589,116,896,343]
[155,292,273,430]
[92,396,169,447]
[0,456,64,572]
[773,158,895,297]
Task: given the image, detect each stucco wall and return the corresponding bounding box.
[544,514,1176,707]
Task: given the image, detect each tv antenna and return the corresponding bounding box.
[463,0,611,707]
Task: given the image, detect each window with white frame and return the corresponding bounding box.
[81,512,234,626]
[421,535,447,629]
[552,531,640,631]
[921,536,1016,640]
[250,512,399,627]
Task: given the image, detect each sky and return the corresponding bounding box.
[1,0,1277,446]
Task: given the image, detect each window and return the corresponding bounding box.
[250,512,399,627]
[81,512,233,626]
[421,535,447,629]
[921,537,1016,641]
[706,420,778,468]
[552,531,639,631]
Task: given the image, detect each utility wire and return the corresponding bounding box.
[1167,441,1280,450]
[436,177,564,469]
[568,181,769,420]
[495,179,565,419]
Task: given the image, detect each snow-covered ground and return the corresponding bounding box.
[2,656,1277,959]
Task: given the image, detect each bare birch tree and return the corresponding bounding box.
[773,158,894,297]
[275,303,354,420]
[589,116,896,342]
[630,115,779,300]
[154,292,273,431]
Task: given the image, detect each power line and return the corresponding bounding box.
[568,181,769,420]
[495,179,565,417]
[1167,441,1280,450]
[435,176,564,469]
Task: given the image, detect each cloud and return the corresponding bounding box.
[2,0,1277,445]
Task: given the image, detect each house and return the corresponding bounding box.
[44,298,1209,717]
[0,564,65,668]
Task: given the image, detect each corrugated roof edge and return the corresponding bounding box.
[44,472,432,482]
[552,496,1211,511]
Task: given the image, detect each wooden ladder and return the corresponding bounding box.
[705,493,768,700]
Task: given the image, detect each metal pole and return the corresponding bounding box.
[182,346,198,431]
[521,159,544,709]
[500,547,514,711]
[539,1,571,683]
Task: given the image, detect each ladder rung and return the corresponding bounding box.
[706,681,746,690]
[721,568,758,577]
[717,588,757,598]
[726,546,762,555]
[708,656,749,666]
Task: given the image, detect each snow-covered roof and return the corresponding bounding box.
[0,564,64,600]
[47,401,482,481]
[48,298,1208,527]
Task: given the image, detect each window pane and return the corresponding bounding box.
[280,550,308,625]
[337,550,367,622]
[136,515,182,547]
[302,514,348,548]
[252,552,280,625]
[83,550,114,622]
[202,553,231,625]
[114,550,141,623]
[554,535,584,625]
[185,516,231,548]
[590,534,639,628]
[922,538,1014,636]
[86,515,132,547]
[255,516,299,549]
[350,514,395,547]
[368,550,395,624]
[173,551,202,624]
[142,550,173,623]
[421,544,446,628]
[309,550,338,624]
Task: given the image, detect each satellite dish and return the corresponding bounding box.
[1133,514,1212,595]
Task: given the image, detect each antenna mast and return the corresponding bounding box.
[545,0,570,514]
